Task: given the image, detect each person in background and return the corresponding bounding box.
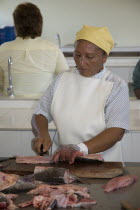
[31,25,129,163]
[0,69,3,94]
[132,59,140,99]
[0,2,68,97]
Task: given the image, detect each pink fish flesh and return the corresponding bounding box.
[16,155,51,164]
[0,192,17,209]
[0,172,19,191]
[0,171,42,193]
[18,184,97,209]
[16,153,104,164]
[102,175,138,192]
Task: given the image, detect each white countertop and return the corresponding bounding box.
[61,45,140,53]
[129,99,140,131]
[0,99,56,130]
[0,98,139,131]
[66,56,140,67]
[0,108,56,131]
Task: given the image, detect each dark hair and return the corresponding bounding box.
[13,2,43,39]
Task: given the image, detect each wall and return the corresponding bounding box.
[0,130,140,162]
[0,0,140,47]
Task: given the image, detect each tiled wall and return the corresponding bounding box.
[0,0,140,47]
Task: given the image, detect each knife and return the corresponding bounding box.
[40,144,49,156]
[121,200,137,210]
[0,156,16,162]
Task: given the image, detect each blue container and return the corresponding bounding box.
[0,26,16,45]
[0,28,5,45]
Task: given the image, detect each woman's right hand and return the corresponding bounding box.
[31,136,52,155]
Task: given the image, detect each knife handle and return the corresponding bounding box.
[121,200,137,210]
[40,144,49,156]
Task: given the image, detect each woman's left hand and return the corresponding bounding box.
[51,144,84,164]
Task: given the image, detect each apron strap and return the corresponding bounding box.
[102,70,111,81]
[71,67,111,81]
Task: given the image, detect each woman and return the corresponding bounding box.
[31,25,129,163]
[0,2,68,96]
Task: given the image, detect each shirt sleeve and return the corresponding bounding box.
[55,49,69,74]
[33,73,63,122]
[105,78,129,130]
[132,59,140,90]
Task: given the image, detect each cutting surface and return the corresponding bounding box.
[0,159,140,209]
[1,159,124,178]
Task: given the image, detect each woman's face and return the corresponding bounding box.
[73,40,107,77]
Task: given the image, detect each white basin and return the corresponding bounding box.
[0,99,39,108]
[0,108,55,130]
[130,100,140,110]
[61,45,140,53]
[0,108,33,130]
[0,98,56,130]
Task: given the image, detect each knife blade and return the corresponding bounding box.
[0,156,16,162]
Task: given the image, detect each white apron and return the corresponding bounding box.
[51,68,123,162]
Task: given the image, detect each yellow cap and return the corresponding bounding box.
[75,25,114,55]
